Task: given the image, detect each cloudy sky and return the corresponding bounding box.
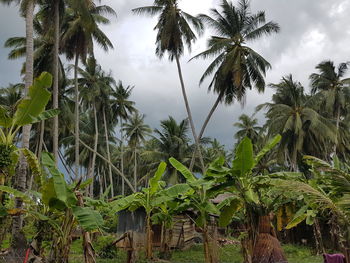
[1,0,350,149]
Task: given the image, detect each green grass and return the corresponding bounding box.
[69,240,322,263]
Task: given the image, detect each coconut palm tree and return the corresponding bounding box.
[123,112,152,191]
[190,0,280,169]
[78,57,116,196]
[258,75,335,171]
[133,0,205,172]
[1,0,36,248]
[61,1,116,179]
[112,82,136,195]
[144,116,191,184]
[234,114,262,143]
[310,60,350,154]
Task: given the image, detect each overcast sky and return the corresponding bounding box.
[1,0,350,149]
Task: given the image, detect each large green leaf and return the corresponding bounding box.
[0,185,33,204]
[42,152,77,208]
[219,198,242,227]
[72,206,104,232]
[255,134,281,164]
[163,184,191,198]
[149,162,166,195]
[285,205,308,229]
[110,193,143,212]
[232,137,254,177]
[13,72,52,126]
[0,106,12,128]
[169,157,196,183]
[32,109,60,123]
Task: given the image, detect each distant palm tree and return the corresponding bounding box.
[78,57,116,196]
[61,1,116,179]
[123,112,152,191]
[133,0,205,171]
[0,84,23,116]
[190,0,279,169]
[145,116,191,184]
[310,60,350,154]
[258,75,335,171]
[112,82,136,195]
[234,114,262,143]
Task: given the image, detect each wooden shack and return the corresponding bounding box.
[115,210,196,250]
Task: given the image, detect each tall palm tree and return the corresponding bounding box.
[258,75,335,171]
[310,61,350,154]
[234,114,262,143]
[112,82,136,195]
[190,0,280,169]
[133,0,205,172]
[61,1,116,179]
[78,57,116,196]
[123,112,152,191]
[1,0,35,248]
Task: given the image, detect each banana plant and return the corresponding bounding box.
[200,135,283,263]
[111,162,191,260]
[0,72,59,188]
[169,158,223,263]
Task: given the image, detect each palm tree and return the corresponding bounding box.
[123,112,152,191]
[61,1,116,179]
[1,0,35,248]
[133,0,205,172]
[258,75,335,171]
[78,57,116,196]
[190,0,280,169]
[145,116,191,184]
[234,114,262,143]
[112,82,136,195]
[310,60,350,154]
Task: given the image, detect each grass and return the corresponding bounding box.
[69,240,322,263]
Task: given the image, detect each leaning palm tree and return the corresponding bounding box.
[1,0,36,248]
[133,0,205,172]
[258,75,335,171]
[234,114,262,143]
[78,57,116,196]
[310,60,350,154]
[190,0,280,169]
[61,1,116,179]
[112,82,136,195]
[123,112,152,191]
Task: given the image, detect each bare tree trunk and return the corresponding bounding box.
[190,93,223,170]
[77,192,96,263]
[146,213,153,260]
[74,53,80,179]
[134,148,137,192]
[52,0,60,163]
[120,117,125,195]
[333,105,341,155]
[202,223,218,263]
[103,108,114,197]
[313,218,325,255]
[174,54,205,173]
[88,104,98,197]
[12,0,34,249]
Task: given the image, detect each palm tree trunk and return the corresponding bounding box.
[174,54,205,173]
[52,0,60,163]
[190,92,223,170]
[89,104,98,197]
[120,118,125,195]
[134,147,137,191]
[333,105,341,155]
[74,52,80,179]
[12,0,34,249]
[103,108,114,197]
